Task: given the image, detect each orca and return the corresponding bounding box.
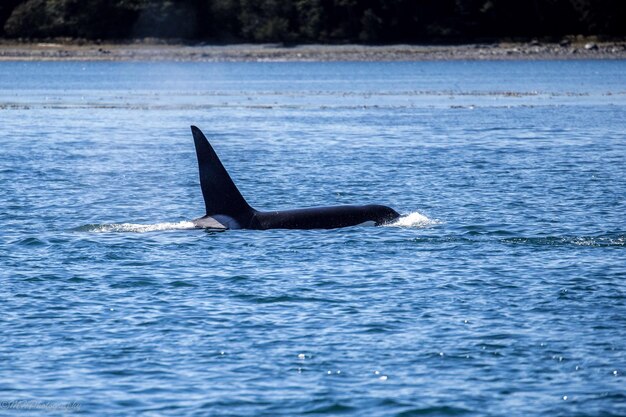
[190,126,400,230]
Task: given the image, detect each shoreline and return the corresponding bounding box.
[1,40,625,62]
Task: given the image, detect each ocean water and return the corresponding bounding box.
[0,60,625,416]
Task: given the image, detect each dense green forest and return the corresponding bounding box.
[0,0,624,43]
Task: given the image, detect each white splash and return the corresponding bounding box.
[387,211,439,228]
[85,221,197,233]
[80,213,439,232]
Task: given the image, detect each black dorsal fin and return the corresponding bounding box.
[191,126,254,222]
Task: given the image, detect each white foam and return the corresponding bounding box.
[87,221,197,233]
[81,213,438,232]
[387,211,440,228]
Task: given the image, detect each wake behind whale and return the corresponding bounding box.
[76,213,436,233]
[75,221,197,233]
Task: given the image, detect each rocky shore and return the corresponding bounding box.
[0,39,625,61]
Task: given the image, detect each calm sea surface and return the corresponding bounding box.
[0,60,625,416]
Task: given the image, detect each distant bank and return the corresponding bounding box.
[1,0,625,44]
[1,40,625,61]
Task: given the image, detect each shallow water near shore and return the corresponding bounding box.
[1,61,625,416]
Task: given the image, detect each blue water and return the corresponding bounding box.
[1,60,625,416]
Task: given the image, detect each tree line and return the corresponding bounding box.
[1,0,624,43]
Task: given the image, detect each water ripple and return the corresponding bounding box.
[1,60,625,417]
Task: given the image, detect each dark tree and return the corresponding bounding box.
[1,0,624,42]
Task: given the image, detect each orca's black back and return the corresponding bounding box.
[252,205,399,230]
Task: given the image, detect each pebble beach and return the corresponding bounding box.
[1,39,625,61]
